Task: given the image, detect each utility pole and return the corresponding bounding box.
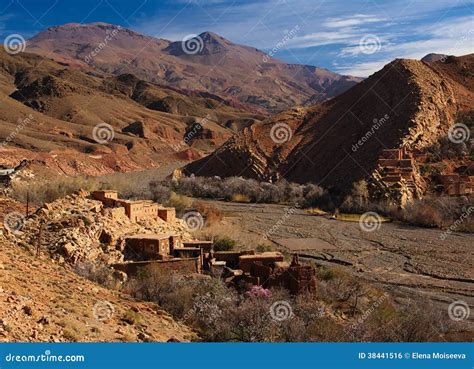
[36,222,43,258]
[26,190,30,217]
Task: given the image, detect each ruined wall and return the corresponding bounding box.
[113,258,200,276]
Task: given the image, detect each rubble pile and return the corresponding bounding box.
[6,190,191,265]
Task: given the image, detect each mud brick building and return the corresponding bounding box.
[209,251,317,295]
[124,234,182,261]
[92,190,175,222]
[113,258,201,276]
[435,169,474,196]
[376,149,416,192]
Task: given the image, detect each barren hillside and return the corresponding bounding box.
[0,197,195,342]
[184,55,474,202]
[26,23,361,113]
[0,49,259,177]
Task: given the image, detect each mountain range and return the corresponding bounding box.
[26,23,362,114]
[184,54,473,200]
[0,22,472,202]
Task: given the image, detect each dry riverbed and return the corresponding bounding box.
[204,200,474,333]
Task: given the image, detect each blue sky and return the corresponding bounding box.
[1,0,473,77]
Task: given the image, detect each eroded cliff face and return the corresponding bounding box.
[185,57,471,204]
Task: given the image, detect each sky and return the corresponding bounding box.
[0,0,473,77]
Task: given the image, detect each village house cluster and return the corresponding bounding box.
[91,190,317,295]
[377,149,474,196]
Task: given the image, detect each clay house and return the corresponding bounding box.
[91,190,175,223]
[183,240,213,253]
[124,234,182,261]
[435,173,474,196]
[157,207,176,222]
[208,251,317,295]
[377,149,416,190]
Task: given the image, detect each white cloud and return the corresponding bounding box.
[324,14,387,28]
[335,60,391,77]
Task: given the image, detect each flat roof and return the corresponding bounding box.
[183,240,213,244]
[239,252,283,260]
[126,234,179,240]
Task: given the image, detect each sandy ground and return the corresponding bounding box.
[205,200,474,331]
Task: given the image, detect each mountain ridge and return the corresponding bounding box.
[26,22,362,113]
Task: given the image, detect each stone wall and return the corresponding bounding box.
[113,258,201,276]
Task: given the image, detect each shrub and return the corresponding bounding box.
[122,309,141,325]
[402,202,443,228]
[231,193,251,203]
[157,176,327,206]
[168,192,194,213]
[213,236,237,251]
[256,244,273,253]
[194,201,223,226]
[10,177,99,206]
